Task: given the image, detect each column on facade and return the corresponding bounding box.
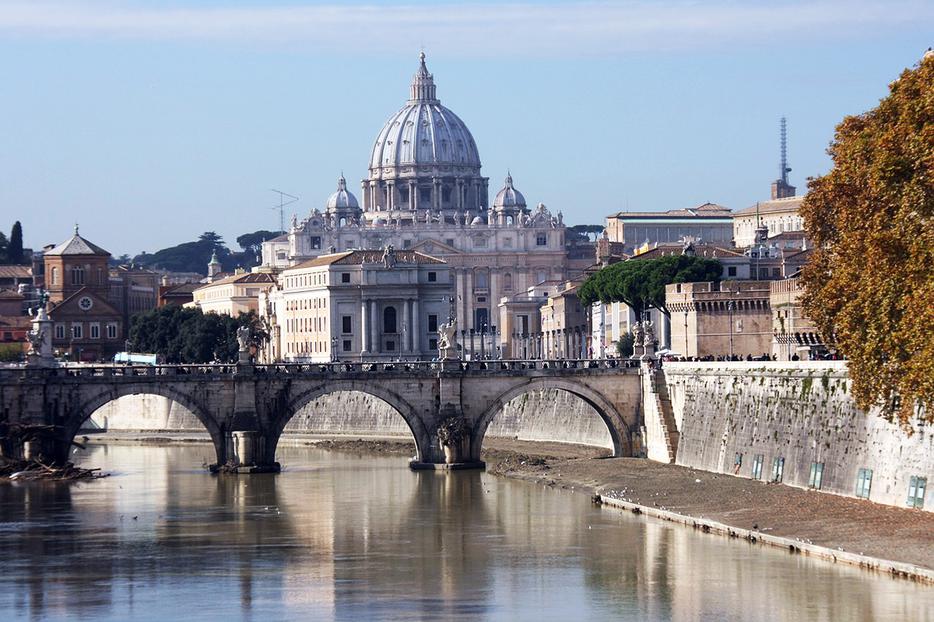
[387,181,394,211]
[403,299,412,354]
[455,269,466,331]
[464,269,474,330]
[360,299,369,354]
[408,181,415,211]
[456,179,464,210]
[432,178,440,210]
[370,300,378,356]
[411,299,420,355]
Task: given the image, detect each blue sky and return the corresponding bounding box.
[0,1,931,256]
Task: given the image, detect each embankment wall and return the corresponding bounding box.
[664,362,932,511]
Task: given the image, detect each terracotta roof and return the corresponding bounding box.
[613,202,732,219]
[45,231,110,257]
[287,250,445,271]
[632,243,744,260]
[0,315,31,329]
[734,196,804,217]
[162,283,201,296]
[193,272,278,290]
[0,289,25,300]
[0,265,32,279]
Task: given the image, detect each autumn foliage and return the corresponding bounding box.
[800,53,933,425]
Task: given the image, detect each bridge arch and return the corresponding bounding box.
[472,378,633,461]
[272,379,432,463]
[65,385,226,465]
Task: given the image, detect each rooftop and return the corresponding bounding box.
[287,250,446,271]
[734,196,805,217]
[45,226,110,257]
[0,265,31,279]
[193,272,278,290]
[613,202,733,220]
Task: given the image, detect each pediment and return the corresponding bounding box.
[411,239,462,255]
[50,288,121,317]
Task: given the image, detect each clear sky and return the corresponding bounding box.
[0,1,931,256]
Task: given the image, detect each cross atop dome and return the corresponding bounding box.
[410,51,438,103]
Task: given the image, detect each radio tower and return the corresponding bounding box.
[270,189,299,233]
[771,117,796,199]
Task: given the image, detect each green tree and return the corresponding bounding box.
[237,230,283,255]
[800,53,934,426]
[568,224,605,243]
[0,231,8,263]
[129,306,265,364]
[578,255,722,317]
[133,232,230,274]
[7,222,24,264]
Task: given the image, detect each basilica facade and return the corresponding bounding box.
[262,53,570,339]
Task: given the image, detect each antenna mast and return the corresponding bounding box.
[780,117,789,184]
[270,189,299,233]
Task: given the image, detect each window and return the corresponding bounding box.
[383,306,397,333]
[71,266,85,285]
[536,233,547,246]
[474,237,487,248]
[751,454,764,479]
[343,339,352,352]
[907,476,927,509]
[385,339,395,351]
[342,315,352,334]
[89,323,100,339]
[51,266,59,285]
[55,324,65,340]
[311,236,322,250]
[341,272,351,283]
[503,273,513,291]
[71,323,83,339]
[808,462,824,489]
[107,323,118,339]
[429,338,438,351]
[475,271,488,288]
[733,453,743,469]
[428,314,438,333]
[771,457,784,483]
[727,266,737,277]
[428,271,437,282]
[856,468,873,499]
[403,239,412,249]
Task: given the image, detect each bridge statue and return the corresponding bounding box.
[631,321,645,359]
[437,320,458,361]
[26,292,54,367]
[237,325,252,364]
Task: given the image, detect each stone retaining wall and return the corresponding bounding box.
[663,362,932,511]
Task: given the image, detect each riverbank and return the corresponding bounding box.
[81,432,934,583]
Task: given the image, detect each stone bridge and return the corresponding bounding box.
[0,360,643,472]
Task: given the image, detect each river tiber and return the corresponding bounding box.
[1,28,932,622]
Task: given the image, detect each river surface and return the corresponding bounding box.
[0,444,930,621]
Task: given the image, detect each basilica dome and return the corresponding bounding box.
[326,174,359,211]
[369,53,481,173]
[493,173,526,209]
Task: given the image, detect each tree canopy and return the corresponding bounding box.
[578,254,722,316]
[237,230,283,255]
[7,222,23,264]
[800,53,934,426]
[568,224,605,243]
[128,306,265,364]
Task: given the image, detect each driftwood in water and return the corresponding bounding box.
[0,457,107,481]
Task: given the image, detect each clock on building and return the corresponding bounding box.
[78,296,94,311]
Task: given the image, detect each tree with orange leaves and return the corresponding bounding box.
[801,51,933,426]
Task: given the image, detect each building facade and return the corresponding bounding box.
[733,196,805,248]
[43,227,123,361]
[666,280,772,359]
[604,203,734,255]
[262,54,570,335]
[265,249,452,362]
[189,270,277,317]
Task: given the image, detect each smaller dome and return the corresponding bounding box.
[493,173,526,209]
[326,174,359,211]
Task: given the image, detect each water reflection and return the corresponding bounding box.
[0,444,929,622]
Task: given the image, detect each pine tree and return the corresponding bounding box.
[8,221,24,264]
